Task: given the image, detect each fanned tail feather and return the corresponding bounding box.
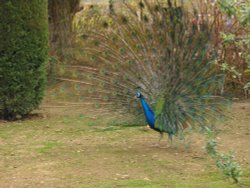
[48,0,229,133]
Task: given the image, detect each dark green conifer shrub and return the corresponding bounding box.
[0,0,48,120]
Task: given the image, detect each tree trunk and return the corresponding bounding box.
[48,0,80,55]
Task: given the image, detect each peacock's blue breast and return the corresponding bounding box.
[140,97,155,128]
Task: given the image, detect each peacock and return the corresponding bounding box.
[50,0,229,146]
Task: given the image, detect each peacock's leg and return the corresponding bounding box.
[159,134,173,149]
[168,134,173,147]
[158,132,163,145]
[150,132,163,147]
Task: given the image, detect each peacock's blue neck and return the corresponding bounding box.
[140,97,155,128]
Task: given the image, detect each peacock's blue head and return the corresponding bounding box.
[135,91,142,98]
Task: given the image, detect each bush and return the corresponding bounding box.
[216,153,242,183]
[0,0,48,120]
[205,127,242,183]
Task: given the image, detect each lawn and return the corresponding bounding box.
[0,102,250,188]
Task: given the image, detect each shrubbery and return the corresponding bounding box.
[205,127,242,183]
[0,0,48,120]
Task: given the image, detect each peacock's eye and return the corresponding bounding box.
[135,92,141,98]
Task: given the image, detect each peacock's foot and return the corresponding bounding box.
[150,143,160,148]
[159,145,171,149]
[158,143,174,149]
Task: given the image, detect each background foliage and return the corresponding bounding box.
[63,0,249,98]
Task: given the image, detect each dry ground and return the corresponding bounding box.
[0,102,250,188]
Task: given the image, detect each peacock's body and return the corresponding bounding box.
[51,0,228,145]
[136,92,155,129]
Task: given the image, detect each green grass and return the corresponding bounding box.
[37,141,62,154]
[0,104,250,188]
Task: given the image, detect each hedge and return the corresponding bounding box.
[0,0,48,120]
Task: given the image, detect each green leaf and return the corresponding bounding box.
[220,32,235,44]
